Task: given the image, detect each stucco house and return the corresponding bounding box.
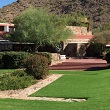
[0,23,14,51]
[0,23,35,51]
[0,22,93,58]
[62,25,93,58]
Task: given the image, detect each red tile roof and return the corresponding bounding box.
[74,34,93,39]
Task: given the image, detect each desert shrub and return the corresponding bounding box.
[0,51,31,69]
[86,43,104,58]
[24,54,49,79]
[105,51,110,63]
[0,70,36,90]
[11,70,29,77]
[36,52,52,65]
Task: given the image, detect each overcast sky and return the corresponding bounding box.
[0,0,16,8]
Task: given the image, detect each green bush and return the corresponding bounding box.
[0,70,36,90]
[25,54,49,79]
[35,52,52,65]
[11,70,29,77]
[0,52,5,68]
[105,51,110,63]
[0,51,31,69]
[86,43,104,58]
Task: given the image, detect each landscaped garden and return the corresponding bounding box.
[0,6,110,110]
[0,69,110,110]
[0,51,51,90]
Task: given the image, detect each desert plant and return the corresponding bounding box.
[10,8,71,51]
[0,70,36,90]
[86,43,104,58]
[35,52,52,65]
[24,54,49,79]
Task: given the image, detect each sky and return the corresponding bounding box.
[0,0,17,8]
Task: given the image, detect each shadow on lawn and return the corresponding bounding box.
[85,65,110,71]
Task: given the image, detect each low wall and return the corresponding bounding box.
[51,53,65,65]
[51,53,60,60]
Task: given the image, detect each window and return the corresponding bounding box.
[0,26,4,31]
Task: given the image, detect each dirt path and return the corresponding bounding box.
[0,74,62,98]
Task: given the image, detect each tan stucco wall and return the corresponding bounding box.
[67,26,92,35]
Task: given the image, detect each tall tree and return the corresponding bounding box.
[89,23,110,57]
[9,7,72,51]
[91,21,110,45]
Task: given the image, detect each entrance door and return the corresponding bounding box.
[63,43,77,57]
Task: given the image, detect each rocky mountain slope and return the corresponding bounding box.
[0,0,110,28]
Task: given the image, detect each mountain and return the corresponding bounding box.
[0,0,110,28]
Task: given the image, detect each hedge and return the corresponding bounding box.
[0,51,51,69]
[0,52,5,68]
[0,51,31,69]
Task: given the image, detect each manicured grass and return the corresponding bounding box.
[0,69,110,110]
[31,69,110,99]
[0,94,110,110]
[0,69,15,75]
[49,69,108,75]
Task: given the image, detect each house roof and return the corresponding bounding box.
[67,34,93,43]
[74,34,93,39]
[0,23,14,27]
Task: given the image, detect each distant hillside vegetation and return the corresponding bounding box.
[0,0,110,29]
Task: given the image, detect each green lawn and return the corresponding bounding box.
[0,69,110,110]
[31,71,109,98]
[0,69,15,75]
